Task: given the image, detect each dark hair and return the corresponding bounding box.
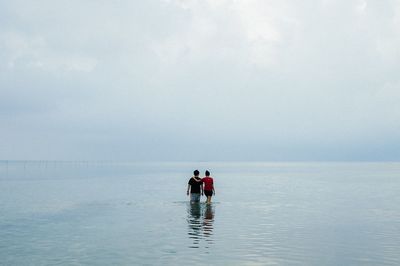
[193,170,200,176]
[205,170,210,176]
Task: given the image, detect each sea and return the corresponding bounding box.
[1,161,400,265]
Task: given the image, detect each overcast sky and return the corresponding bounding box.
[1,0,400,161]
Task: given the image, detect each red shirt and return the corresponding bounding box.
[202,177,214,191]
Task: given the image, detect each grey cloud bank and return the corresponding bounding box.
[1,0,399,161]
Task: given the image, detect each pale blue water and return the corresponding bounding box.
[1,161,400,265]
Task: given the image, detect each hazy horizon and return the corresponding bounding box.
[1,0,400,161]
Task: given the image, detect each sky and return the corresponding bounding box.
[1,0,400,161]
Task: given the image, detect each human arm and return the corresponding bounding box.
[213,181,215,195]
[201,184,204,196]
[187,184,190,195]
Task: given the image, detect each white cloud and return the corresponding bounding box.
[154,0,298,68]
[355,0,367,14]
[0,31,97,72]
[1,0,400,160]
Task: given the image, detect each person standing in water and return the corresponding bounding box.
[187,170,203,203]
[202,170,215,204]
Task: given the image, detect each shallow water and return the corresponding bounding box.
[1,161,400,265]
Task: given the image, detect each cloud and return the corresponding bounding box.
[0,0,400,160]
[0,31,98,73]
[154,0,297,68]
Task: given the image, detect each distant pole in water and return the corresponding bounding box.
[6,160,8,178]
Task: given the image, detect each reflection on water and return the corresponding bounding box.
[2,161,400,265]
[187,203,215,249]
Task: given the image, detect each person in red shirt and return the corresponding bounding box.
[202,170,215,204]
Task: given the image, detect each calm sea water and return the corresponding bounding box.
[1,161,400,265]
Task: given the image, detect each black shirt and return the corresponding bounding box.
[188,177,202,193]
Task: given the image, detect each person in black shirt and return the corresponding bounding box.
[187,170,203,203]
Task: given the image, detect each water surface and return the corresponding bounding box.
[1,161,400,265]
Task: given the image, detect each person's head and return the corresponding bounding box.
[205,170,210,176]
[193,170,200,177]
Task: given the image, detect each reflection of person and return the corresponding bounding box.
[202,170,215,204]
[187,202,215,248]
[187,170,203,203]
[203,204,214,239]
[204,204,214,220]
[187,203,202,248]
